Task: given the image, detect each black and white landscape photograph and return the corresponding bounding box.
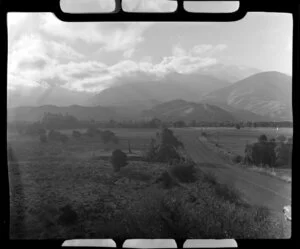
[7,0,292,240]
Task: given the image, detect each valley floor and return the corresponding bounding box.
[8,129,291,239]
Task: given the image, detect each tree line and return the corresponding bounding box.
[7,112,293,135]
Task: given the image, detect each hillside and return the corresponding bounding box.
[88,73,230,109]
[201,71,292,121]
[7,105,121,122]
[142,99,236,122]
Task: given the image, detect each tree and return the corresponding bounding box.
[173,120,186,128]
[235,124,241,129]
[258,134,268,143]
[111,149,128,172]
[40,134,47,143]
[72,130,82,138]
[276,134,286,143]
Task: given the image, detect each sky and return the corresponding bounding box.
[7,0,293,94]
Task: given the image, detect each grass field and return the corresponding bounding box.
[196,127,292,181]
[198,127,293,156]
[7,128,287,239]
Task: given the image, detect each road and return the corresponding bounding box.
[173,128,291,212]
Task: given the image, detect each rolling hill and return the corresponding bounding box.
[88,73,231,110]
[141,99,236,122]
[201,71,292,121]
[7,105,120,122]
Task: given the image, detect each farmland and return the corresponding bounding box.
[192,127,293,156]
[186,127,292,181]
[7,127,290,239]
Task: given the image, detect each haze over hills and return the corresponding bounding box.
[7,105,120,123]
[7,85,93,108]
[141,99,237,122]
[7,70,292,123]
[201,71,292,121]
[194,63,262,82]
[88,73,231,109]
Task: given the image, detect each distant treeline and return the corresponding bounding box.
[7,112,293,134]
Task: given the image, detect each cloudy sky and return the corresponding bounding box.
[7,0,292,94]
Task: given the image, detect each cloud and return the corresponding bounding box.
[191,44,213,55]
[191,44,227,55]
[40,13,153,52]
[172,44,187,57]
[123,48,135,58]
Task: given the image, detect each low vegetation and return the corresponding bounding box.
[8,125,288,239]
[144,127,184,163]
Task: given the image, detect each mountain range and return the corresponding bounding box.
[7,71,292,123]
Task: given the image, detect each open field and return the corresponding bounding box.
[186,127,292,182]
[7,128,288,239]
[192,127,293,156]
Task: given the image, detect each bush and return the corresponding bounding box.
[170,162,197,183]
[235,124,241,129]
[58,204,78,226]
[60,134,69,143]
[48,130,62,141]
[155,171,180,189]
[232,155,243,164]
[159,128,183,149]
[244,142,276,167]
[276,135,286,143]
[154,144,182,163]
[111,149,128,172]
[72,130,81,138]
[86,127,102,137]
[101,130,119,144]
[258,134,268,143]
[39,134,47,143]
[275,143,292,167]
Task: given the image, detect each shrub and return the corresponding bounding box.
[111,149,128,172]
[60,134,69,143]
[58,204,78,226]
[214,182,242,204]
[159,128,183,149]
[154,144,182,163]
[232,155,243,164]
[72,130,81,138]
[235,124,241,129]
[275,143,292,167]
[170,163,197,183]
[86,127,102,137]
[48,130,62,141]
[250,142,276,167]
[155,171,180,189]
[276,134,286,143]
[40,134,47,143]
[258,134,268,143]
[201,131,207,137]
[101,130,118,144]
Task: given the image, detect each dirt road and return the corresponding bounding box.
[173,128,291,212]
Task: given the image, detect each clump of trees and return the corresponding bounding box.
[48,130,69,143]
[41,112,80,130]
[145,128,184,163]
[243,134,292,167]
[111,149,128,172]
[39,134,48,143]
[85,128,119,144]
[72,130,82,138]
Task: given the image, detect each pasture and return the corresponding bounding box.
[196,127,293,156]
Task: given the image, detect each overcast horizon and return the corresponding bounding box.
[7,0,293,109]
